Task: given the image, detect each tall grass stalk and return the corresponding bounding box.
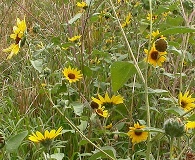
[108,0,152,159]
[47,91,116,160]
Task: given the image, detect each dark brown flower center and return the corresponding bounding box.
[134,128,142,135]
[15,35,21,44]
[151,51,159,60]
[90,101,99,109]
[96,109,103,115]
[181,101,187,108]
[68,73,75,79]
[155,39,167,52]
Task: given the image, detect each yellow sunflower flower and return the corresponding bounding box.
[122,13,132,28]
[178,91,195,111]
[68,35,81,43]
[144,45,167,67]
[2,44,20,60]
[63,66,83,83]
[147,13,158,22]
[186,121,195,129]
[95,106,109,118]
[76,2,88,9]
[3,17,27,59]
[91,92,124,108]
[29,127,63,146]
[127,122,148,144]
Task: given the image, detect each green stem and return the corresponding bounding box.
[145,0,153,159]
[170,137,174,160]
[108,0,145,84]
[46,91,115,160]
[55,107,116,160]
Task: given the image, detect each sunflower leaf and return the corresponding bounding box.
[30,59,43,73]
[111,61,137,92]
[68,13,83,24]
[157,27,195,40]
[6,131,28,153]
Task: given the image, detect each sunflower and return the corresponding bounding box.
[95,106,109,118]
[3,17,27,59]
[122,13,132,28]
[147,13,158,22]
[29,127,63,146]
[155,38,168,52]
[91,92,124,108]
[76,2,88,9]
[178,91,195,111]
[144,45,167,67]
[68,35,81,43]
[127,122,148,144]
[186,121,195,129]
[63,66,83,83]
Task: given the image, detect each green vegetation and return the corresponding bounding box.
[0,0,195,159]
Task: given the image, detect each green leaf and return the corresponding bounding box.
[6,131,28,153]
[77,120,88,132]
[50,153,64,160]
[111,61,137,92]
[187,114,195,121]
[68,13,83,24]
[158,27,195,39]
[71,102,84,116]
[148,88,168,94]
[165,107,185,116]
[51,37,61,45]
[30,59,43,73]
[143,127,165,133]
[89,146,116,160]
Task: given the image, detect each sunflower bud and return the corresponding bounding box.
[164,118,185,138]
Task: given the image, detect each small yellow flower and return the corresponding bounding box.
[186,121,195,129]
[95,106,109,118]
[122,13,132,28]
[147,13,158,22]
[127,122,148,144]
[144,45,167,67]
[178,91,195,111]
[29,127,63,146]
[63,66,83,83]
[68,35,81,43]
[104,123,113,129]
[76,2,88,9]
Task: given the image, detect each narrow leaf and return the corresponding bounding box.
[68,13,82,24]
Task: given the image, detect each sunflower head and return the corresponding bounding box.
[90,101,100,109]
[95,106,109,118]
[63,66,83,83]
[29,127,63,147]
[127,122,148,144]
[186,121,195,130]
[155,38,168,52]
[76,2,88,10]
[91,92,124,109]
[164,118,185,138]
[178,91,195,111]
[68,35,81,43]
[144,45,167,67]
